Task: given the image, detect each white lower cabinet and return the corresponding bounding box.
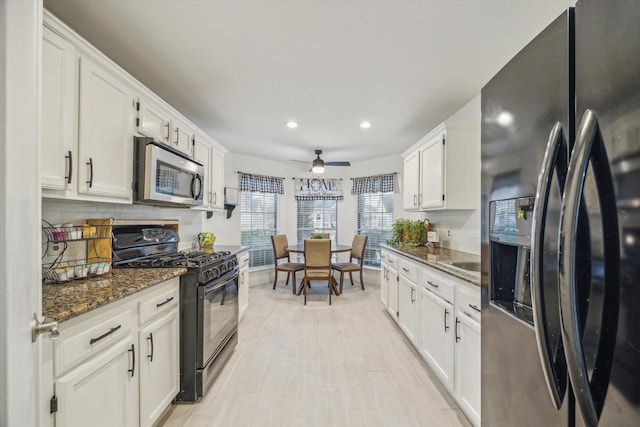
[238,250,250,320]
[55,337,138,427]
[419,286,454,391]
[380,248,480,426]
[454,284,481,427]
[49,277,180,427]
[380,251,389,307]
[139,309,179,427]
[398,258,419,344]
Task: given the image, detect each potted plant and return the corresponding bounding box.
[388,219,427,247]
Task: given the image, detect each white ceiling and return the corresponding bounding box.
[44,0,574,166]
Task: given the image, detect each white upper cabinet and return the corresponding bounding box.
[419,131,445,209]
[77,56,135,200]
[402,150,421,209]
[42,26,76,191]
[169,117,194,156]
[401,96,480,211]
[210,148,225,210]
[136,97,170,143]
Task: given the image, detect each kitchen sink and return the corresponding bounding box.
[438,260,481,274]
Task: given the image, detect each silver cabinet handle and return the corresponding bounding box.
[164,122,170,141]
[89,324,121,345]
[147,333,154,362]
[65,150,73,184]
[455,318,460,343]
[413,194,417,206]
[174,128,179,145]
[128,344,135,377]
[468,304,481,313]
[531,122,568,410]
[444,308,449,331]
[560,109,619,427]
[402,267,410,272]
[86,158,94,188]
[410,286,415,303]
[427,280,438,288]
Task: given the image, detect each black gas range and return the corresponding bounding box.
[112,224,239,403]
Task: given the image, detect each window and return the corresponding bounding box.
[240,191,278,267]
[296,199,338,245]
[356,192,394,267]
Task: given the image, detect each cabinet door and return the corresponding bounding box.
[192,137,211,208]
[419,288,454,390]
[137,98,170,142]
[387,266,398,320]
[42,27,76,191]
[210,148,225,210]
[455,312,481,426]
[398,277,418,344]
[239,265,249,320]
[139,310,179,427]
[169,118,193,155]
[403,151,421,209]
[55,338,138,427]
[380,263,389,307]
[77,57,134,199]
[420,134,445,209]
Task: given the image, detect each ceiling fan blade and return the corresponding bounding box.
[324,161,351,166]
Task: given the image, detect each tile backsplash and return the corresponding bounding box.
[422,209,480,255]
[42,200,206,251]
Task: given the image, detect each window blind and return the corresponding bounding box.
[356,192,394,267]
[296,199,338,245]
[240,191,278,267]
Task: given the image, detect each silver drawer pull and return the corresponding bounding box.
[469,304,480,313]
[156,297,174,308]
[89,324,121,345]
[402,267,410,272]
[427,280,439,288]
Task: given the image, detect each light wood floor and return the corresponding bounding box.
[160,276,471,427]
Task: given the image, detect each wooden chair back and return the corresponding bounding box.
[271,234,290,261]
[350,235,368,262]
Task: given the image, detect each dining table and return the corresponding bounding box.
[285,243,352,298]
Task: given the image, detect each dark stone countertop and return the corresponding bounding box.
[380,243,480,287]
[42,268,187,323]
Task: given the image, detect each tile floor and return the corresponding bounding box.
[160,276,471,427]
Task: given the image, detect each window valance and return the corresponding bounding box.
[239,172,284,194]
[294,178,344,200]
[351,173,395,194]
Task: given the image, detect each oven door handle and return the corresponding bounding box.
[203,268,239,297]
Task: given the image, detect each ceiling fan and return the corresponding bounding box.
[307,149,351,173]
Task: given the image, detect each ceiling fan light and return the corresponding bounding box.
[312,157,325,173]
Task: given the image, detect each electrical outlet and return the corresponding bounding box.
[444,229,452,239]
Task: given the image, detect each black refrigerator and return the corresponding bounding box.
[481,0,640,426]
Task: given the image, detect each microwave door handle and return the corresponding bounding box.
[190,174,196,199]
[195,174,203,200]
[530,122,567,409]
[559,109,620,427]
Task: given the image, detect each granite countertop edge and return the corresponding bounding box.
[42,268,187,324]
[380,243,481,287]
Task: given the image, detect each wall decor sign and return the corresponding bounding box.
[294,178,344,200]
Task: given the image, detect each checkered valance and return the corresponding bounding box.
[294,178,344,200]
[351,173,395,194]
[239,172,284,194]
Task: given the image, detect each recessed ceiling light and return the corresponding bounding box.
[286,121,298,129]
[360,121,371,129]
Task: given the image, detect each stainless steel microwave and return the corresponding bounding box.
[133,136,204,207]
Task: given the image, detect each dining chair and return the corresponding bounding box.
[271,235,304,294]
[331,235,368,294]
[301,239,337,305]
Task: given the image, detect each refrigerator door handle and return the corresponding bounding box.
[531,122,568,410]
[559,109,620,427]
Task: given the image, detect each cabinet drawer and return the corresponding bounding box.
[456,284,481,323]
[386,253,399,270]
[139,278,180,326]
[237,251,249,269]
[421,267,455,304]
[55,308,134,374]
[399,259,419,283]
